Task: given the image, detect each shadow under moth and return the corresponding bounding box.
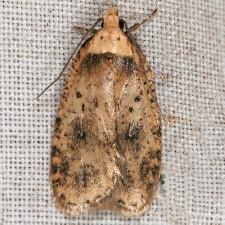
[49,7,161,217]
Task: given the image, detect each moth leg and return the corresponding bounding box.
[72,25,98,36]
[128,8,158,33]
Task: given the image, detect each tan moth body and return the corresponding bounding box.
[50,8,161,217]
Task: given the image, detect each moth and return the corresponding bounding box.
[49,7,161,217]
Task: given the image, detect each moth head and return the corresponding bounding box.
[103,7,120,30]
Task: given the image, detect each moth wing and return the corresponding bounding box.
[50,38,120,216]
[102,38,161,216]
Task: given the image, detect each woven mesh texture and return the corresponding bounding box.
[1,0,225,224]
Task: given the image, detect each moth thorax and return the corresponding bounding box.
[103,7,120,30]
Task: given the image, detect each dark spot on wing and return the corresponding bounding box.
[76,91,82,98]
[74,164,98,188]
[81,54,101,69]
[151,165,160,177]
[140,152,160,186]
[118,56,137,75]
[52,177,66,187]
[51,146,61,157]
[104,102,110,113]
[94,194,102,202]
[146,149,161,161]
[125,57,136,74]
[59,156,69,176]
[135,95,141,102]
[54,117,61,132]
[51,164,59,174]
[55,117,61,125]
[82,103,85,112]
[146,182,153,191]
[155,149,162,160]
[74,121,86,141]
[58,193,67,207]
[152,125,161,137]
[81,52,115,69]
[117,199,125,207]
[93,97,98,108]
[140,158,150,178]
[129,107,134,113]
[131,202,137,207]
[59,193,66,201]
[125,124,140,142]
[85,200,91,205]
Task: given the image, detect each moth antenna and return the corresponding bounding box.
[128,8,158,33]
[33,18,103,100]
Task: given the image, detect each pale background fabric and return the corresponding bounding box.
[1,0,225,224]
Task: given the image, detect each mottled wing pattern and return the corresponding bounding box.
[100,49,161,216]
[50,46,120,216]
